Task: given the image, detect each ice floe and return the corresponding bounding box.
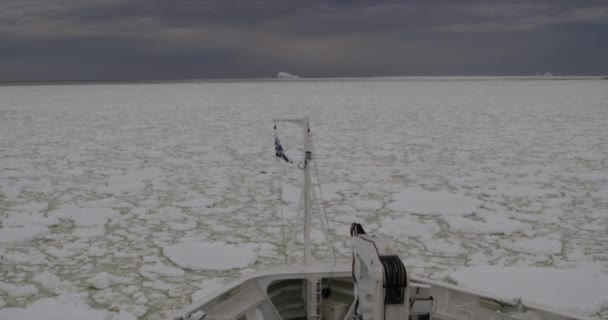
[448,266,608,316]
[191,278,226,302]
[2,250,47,264]
[97,179,146,195]
[73,227,106,238]
[163,242,258,271]
[501,238,562,255]
[442,216,531,235]
[388,189,481,216]
[280,184,301,204]
[0,282,39,297]
[33,271,66,292]
[380,215,439,238]
[351,199,383,211]
[424,239,467,255]
[0,226,50,244]
[0,295,111,320]
[49,208,120,227]
[169,221,198,231]
[87,272,132,290]
[321,183,352,201]
[174,197,212,208]
[139,262,185,279]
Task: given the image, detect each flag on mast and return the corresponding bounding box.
[274,135,291,163]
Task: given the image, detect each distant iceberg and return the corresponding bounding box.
[277,71,299,79]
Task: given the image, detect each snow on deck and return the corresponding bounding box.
[0,79,607,319]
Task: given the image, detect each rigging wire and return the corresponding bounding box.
[276,159,289,264]
[310,131,339,298]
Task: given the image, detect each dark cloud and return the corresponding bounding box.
[1,0,607,81]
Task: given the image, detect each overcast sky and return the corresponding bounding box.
[1,0,607,81]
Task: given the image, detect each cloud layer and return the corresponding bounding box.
[1,0,607,81]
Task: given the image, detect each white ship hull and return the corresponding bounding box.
[173,263,592,320]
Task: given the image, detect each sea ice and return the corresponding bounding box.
[174,198,212,208]
[0,226,50,244]
[96,180,146,195]
[33,271,65,291]
[113,310,138,320]
[380,215,439,238]
[388,189,481,216]
[0,296,109,320]
[1,78,607,318]
[2,202,58,227]
[169,221,198,231]
[3,211,57,228]
[139,262,185,279]
[351,199,383,211]
[49,207,120,227]
[442,216,530,235]
[72,227,105,238]
[87,272,132,290]
[0,282,39,297]
[2,250,47,264]
[321,183,352,201]
[501,238,562,255]
[592,186,608,200]
[280,184,301,204]
[163,242,258,271]
[424,239,467,254]
[448,266,608,316]
[191,278,225,302]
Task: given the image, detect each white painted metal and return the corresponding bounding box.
[351,234,409,320]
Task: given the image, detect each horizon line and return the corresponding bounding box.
[1,75,606,87]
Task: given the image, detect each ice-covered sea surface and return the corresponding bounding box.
[1,79,607,319]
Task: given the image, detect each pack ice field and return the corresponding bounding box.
[0,78,607,319]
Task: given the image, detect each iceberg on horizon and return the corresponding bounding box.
[277,71,299,79]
